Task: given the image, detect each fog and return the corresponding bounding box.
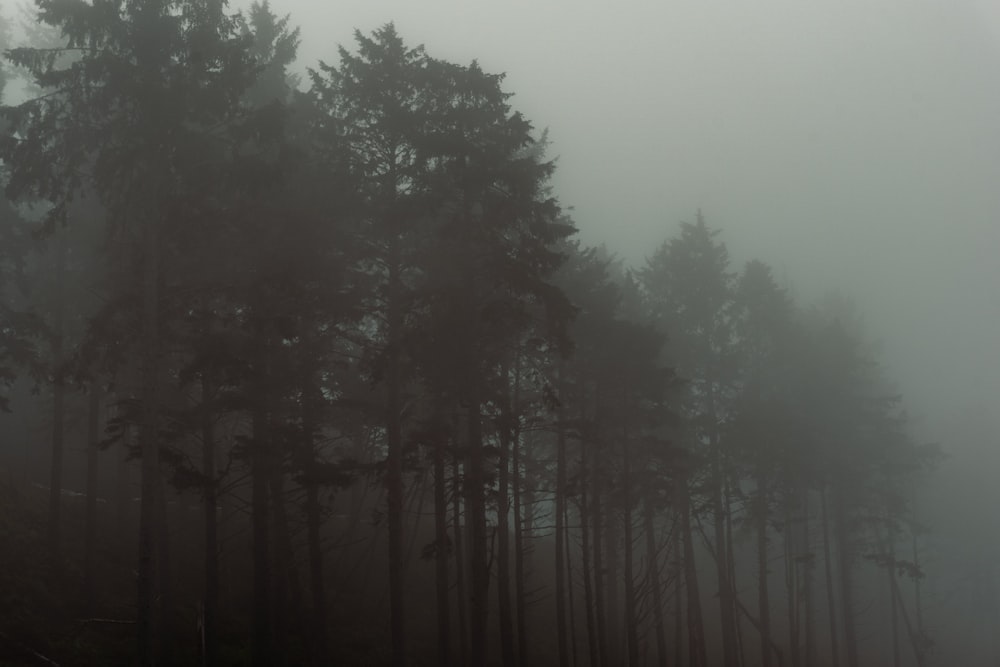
[268,0,1000,430]
[2,0,999,665]
[258,1,1000,661]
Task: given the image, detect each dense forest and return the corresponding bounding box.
[0,2,947,666]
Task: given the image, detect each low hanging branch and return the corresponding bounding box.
[890,569,929,667]
[733,598,786,667]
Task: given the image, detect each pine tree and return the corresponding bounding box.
[2,2,259,662]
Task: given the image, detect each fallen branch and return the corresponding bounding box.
[0,630,62,666]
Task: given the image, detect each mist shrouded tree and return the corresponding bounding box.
[309,25,572,666]
[2,1,260,662]
[308,25,434,666]
[730,258,799,667]
[0,3,951,666]
[420,57,573,667]
[640,211,738,667]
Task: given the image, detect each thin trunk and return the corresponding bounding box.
[137,214,161,667]
[912,528,926,657]
[713,460,738,667]
[513,403,528,667]
[709,386,738,666]
[251,407,272,667]
[621,425,639,667]
[155,461,172,665]
[580,441,599,667]
[117,425,129,547]
[302,375,328,666]
[834,487,859,667]
[642,491,667,667]
[467,392,489,666]
[726,480,744,667]
[802,489,815,667]
[305,480,327,666]
[592,448,609,667]
[452,453,469,665]
[882,525,901,667]
[386,246,406,667]
[48,235,66,564]
[785,498,800,667]
[606,508,620,664]
[565,495,579,667]
[84,385,101,613]
[270,469,302,664]
[674,534,684,667]
[555,394,570,667]
[434,416,451,666]
[757,473,772,667]
[497,386,515,667]
[890,556,927,667]
[679,476,707,667]
[201,376,218,667]
[820,485,840,667]
[735,595,786,667]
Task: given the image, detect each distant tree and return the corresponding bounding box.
[641,211,738,667]
[309,25,435,666]
[2,2,259,663]
[0,192,39,417]
[731,259,798,667]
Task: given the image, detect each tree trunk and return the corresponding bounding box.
[911,527,926,662]
[433,412,452,666]
[48,235,66,566]
[802,489,815,667]
[785,497,799,667]
[497,384,516,667]
[679,474,707,667]
[834,487,859,667]
[642,489,667,667]
[884,527,901,667]
[621,424,639,667]
[84,384,101,614]
[117,425,130,548]
[592,445,610,667]
[137,214,161,667]
[155,460,173,665]
[452,452,469,665]
[820,485,840,667]
[270,467,302,664]
[301,374,328,666]
[467,391,490,666]
[580,440,599,667]
[251,407,272,667]
[512,398,528,667]
[386,248,407,667]
[890,554,927,667]
[555,392,570,667]
[726,480,744,666]
[565,495,579,667]
[757,473,772,667]
[713,459,738,667]
[606,507,621,664]
[674,533,685,667]
[201,376,218,667]
[305,479,326,665]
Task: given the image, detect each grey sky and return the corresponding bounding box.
[184,2,1000,449]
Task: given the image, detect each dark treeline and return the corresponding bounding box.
[0,2,940,666]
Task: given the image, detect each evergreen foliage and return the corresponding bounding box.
[0,4,941,666]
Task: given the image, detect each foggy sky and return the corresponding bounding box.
[215,1,1000,451]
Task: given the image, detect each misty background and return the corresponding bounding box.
[252,0,1000,658]
[2,0,999,664]
[259,0,1000,438]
